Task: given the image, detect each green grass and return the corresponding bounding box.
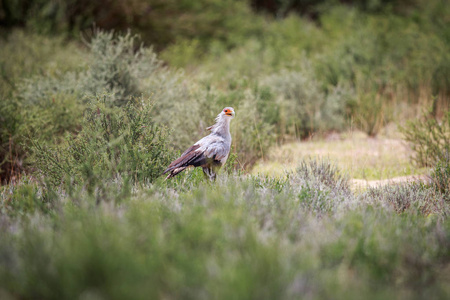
[253,130,429,181]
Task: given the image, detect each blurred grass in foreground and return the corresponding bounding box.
[0,160,449,299]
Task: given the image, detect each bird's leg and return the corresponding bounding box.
[210,172,217,182]
[202,167,216,182]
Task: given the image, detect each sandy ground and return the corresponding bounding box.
[252,129,429,184]
[350,175,432,189]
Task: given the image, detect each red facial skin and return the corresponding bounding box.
[224,109,233,116]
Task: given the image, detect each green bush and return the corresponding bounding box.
[188,4,449,137]
[2,30,278,174]
[1,30,168,183]
[0,0,263,50]
[351,85,387,137]
[291,160,352,213]
[19,31,161,107]
[431,157,450,196]
[231,93,276,167]
[361,183,447,215]
[1,163,449,299]
[142,68,200,149]
[400,109,449,167]
[262,69,351,139]
[0,31,84,183]
[0,31,84,100]
[30,95,173,191]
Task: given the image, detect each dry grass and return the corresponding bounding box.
[252,127,429,181]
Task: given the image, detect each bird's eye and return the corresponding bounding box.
[224,109,228,112]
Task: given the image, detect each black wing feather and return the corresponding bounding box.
[163,144,206,175]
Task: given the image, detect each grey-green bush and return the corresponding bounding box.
[19,31,161,107]
[360,183,448,215]
[1,161,449,299]
[290,159,353,213]
[400,109,449,167]
[262,69,351,139]
[0,31,84,183]
[431,157,450,196]
[30,95,173,191]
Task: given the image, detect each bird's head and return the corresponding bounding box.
[222,107,235,118]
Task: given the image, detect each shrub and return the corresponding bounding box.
[360,183,448,216]
[19,31,162,107]
[0,0,263,50]
[6,30,277,174]
[0,98,23,183]
[231,91,276,167]
[400,109,449,167]
[30,95,173,190]
[351,84,387,137]
[0,31,84,101]
[82,31,162,106]
[0,31,83,183]
[142,68,201,149]
[1,30,166,183]
[2,169,450,299]
[0,177,56,217]
[431,157,450,196]
[290,159,352,213]
[262,69,350,139]
[315,7,450,135]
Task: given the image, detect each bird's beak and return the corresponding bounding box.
[225,111,235,117]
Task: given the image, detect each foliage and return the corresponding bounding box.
[0,161,449,299]
[182,4,449,137]
[0,30,166,183]
[3,0,450,179]
[262,69,350,138]
[400,109,450,167]
[361,183,448,215]
[19,30,162,107]
[30,95,173,190]
[0,176,56,217]
[291,159,352,213]
[82,31,162,106]
[0,31,84,100]
[350,88,386,137]
[0,0,262,50]
[230,91,277,167]
[431,157,450,196]
[0,31,84,183]
[1,1,450,298]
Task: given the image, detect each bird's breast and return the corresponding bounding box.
[219,154,229,165]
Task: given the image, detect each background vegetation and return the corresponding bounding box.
[0,0,449,298]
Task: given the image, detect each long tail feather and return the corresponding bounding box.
[164,166,188,180]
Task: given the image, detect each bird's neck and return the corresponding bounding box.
[211,116,231,139]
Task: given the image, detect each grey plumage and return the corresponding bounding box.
[163,107,235,181]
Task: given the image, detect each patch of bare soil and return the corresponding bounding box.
[350,175,432,189]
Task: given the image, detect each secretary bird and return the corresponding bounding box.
[163,107,235,181]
